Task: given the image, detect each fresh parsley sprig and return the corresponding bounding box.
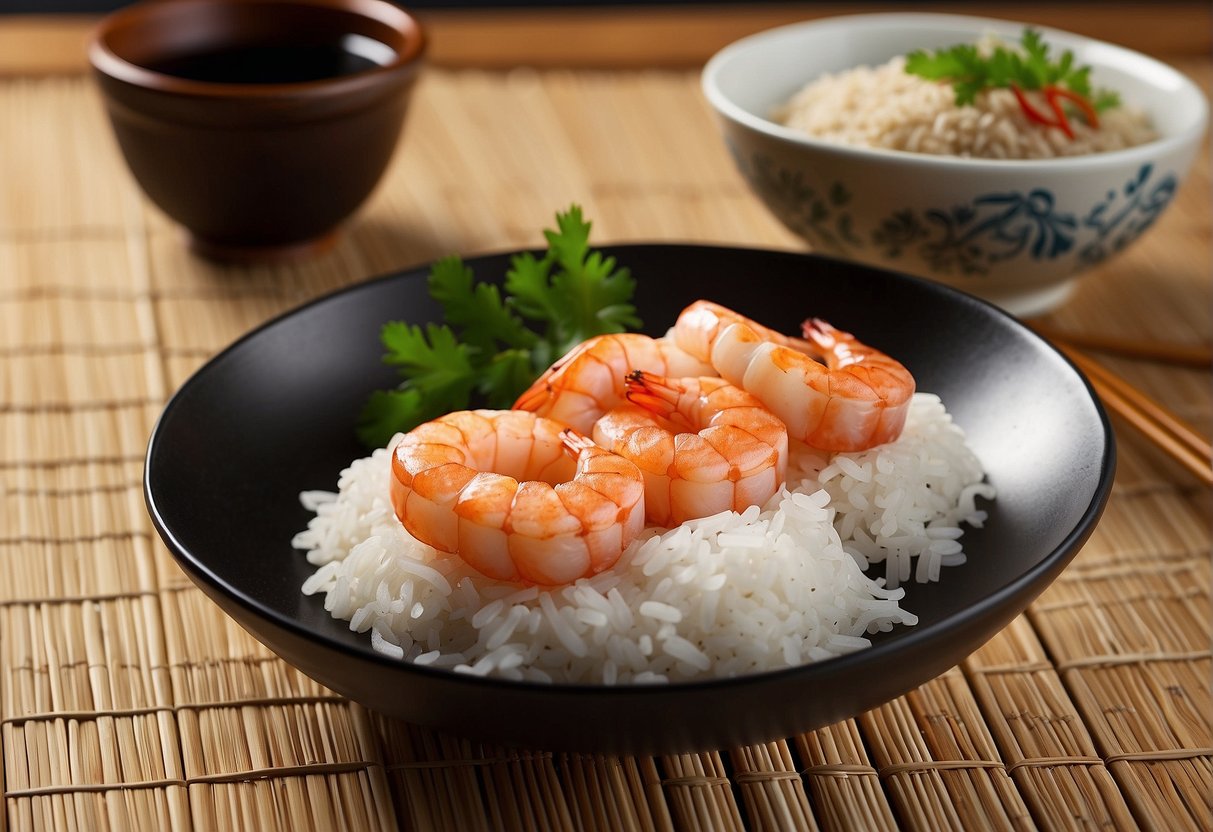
[356,206,641,448]
[904,28,1121,139]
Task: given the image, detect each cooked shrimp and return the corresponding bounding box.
[593,372,788,527]
[672,301,915,452]
[513,333,713,433]
[390,410,645,586]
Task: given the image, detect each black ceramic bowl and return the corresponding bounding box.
[144,245,1114,753]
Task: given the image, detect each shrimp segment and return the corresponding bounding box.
[672,301,915,452]
[513,333,713,433]
[592,373,788,527]
[390,410,644,585]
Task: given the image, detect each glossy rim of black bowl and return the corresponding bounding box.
[144,243,1116,749]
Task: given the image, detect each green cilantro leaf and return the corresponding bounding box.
[904,28,1122,134]
[506,206,641,357]
[356,206,642,447]
[1091,89,1122,113]
[478,349,538,409]
[503,251,561,323]
[356,388,428,449]
[428,255,537,352]
[379,322,475,394]
[356,322,481,447]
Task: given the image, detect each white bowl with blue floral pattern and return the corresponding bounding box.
[702,13,1207,317]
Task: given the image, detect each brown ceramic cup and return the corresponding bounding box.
[89,0,425,263]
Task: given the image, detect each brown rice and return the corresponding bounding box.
[773,54,1157,159]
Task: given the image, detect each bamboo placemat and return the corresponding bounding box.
[1,34,1210,832]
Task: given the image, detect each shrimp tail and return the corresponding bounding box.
[623,371,688,426]
[559,427,597,459]
[802,318,835,347]
[513,378,552,412]
[512,339,585,412]
[802,318,861,367]
[802,317,846,356]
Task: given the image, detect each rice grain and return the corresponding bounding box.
[774,54,1155,158]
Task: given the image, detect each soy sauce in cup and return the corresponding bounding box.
[147,35,396,85]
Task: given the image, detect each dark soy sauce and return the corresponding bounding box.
[148,41,388,84]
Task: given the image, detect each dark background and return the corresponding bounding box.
[6,0,850,9]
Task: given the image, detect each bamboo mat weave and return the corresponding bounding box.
[1,59,1210,831]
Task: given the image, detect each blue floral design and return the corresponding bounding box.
[729,143,860,254]
[1079,164,1178,265]
[871,210,929,257]
[902,189,1077,275]
[738,150,1175,278]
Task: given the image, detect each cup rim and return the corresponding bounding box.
[88,0,426,99]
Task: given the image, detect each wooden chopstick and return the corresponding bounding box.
[1030,323,1213,369]
[1053,342,1213,487]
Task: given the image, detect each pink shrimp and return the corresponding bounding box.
[390,409,645,585]
[513,333,713,433]
[672,300,915,452]
[592,372,788,527]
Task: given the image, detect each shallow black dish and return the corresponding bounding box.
[145,245,1114,753]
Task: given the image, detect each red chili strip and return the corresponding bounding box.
[1048,86,1101,130]
[1042,87,1077,139]
[1009,84,1059,130]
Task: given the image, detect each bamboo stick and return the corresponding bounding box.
[1055,343,1213,487]
[1030,323,1213,369]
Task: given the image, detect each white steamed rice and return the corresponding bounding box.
[293,392,994,684]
